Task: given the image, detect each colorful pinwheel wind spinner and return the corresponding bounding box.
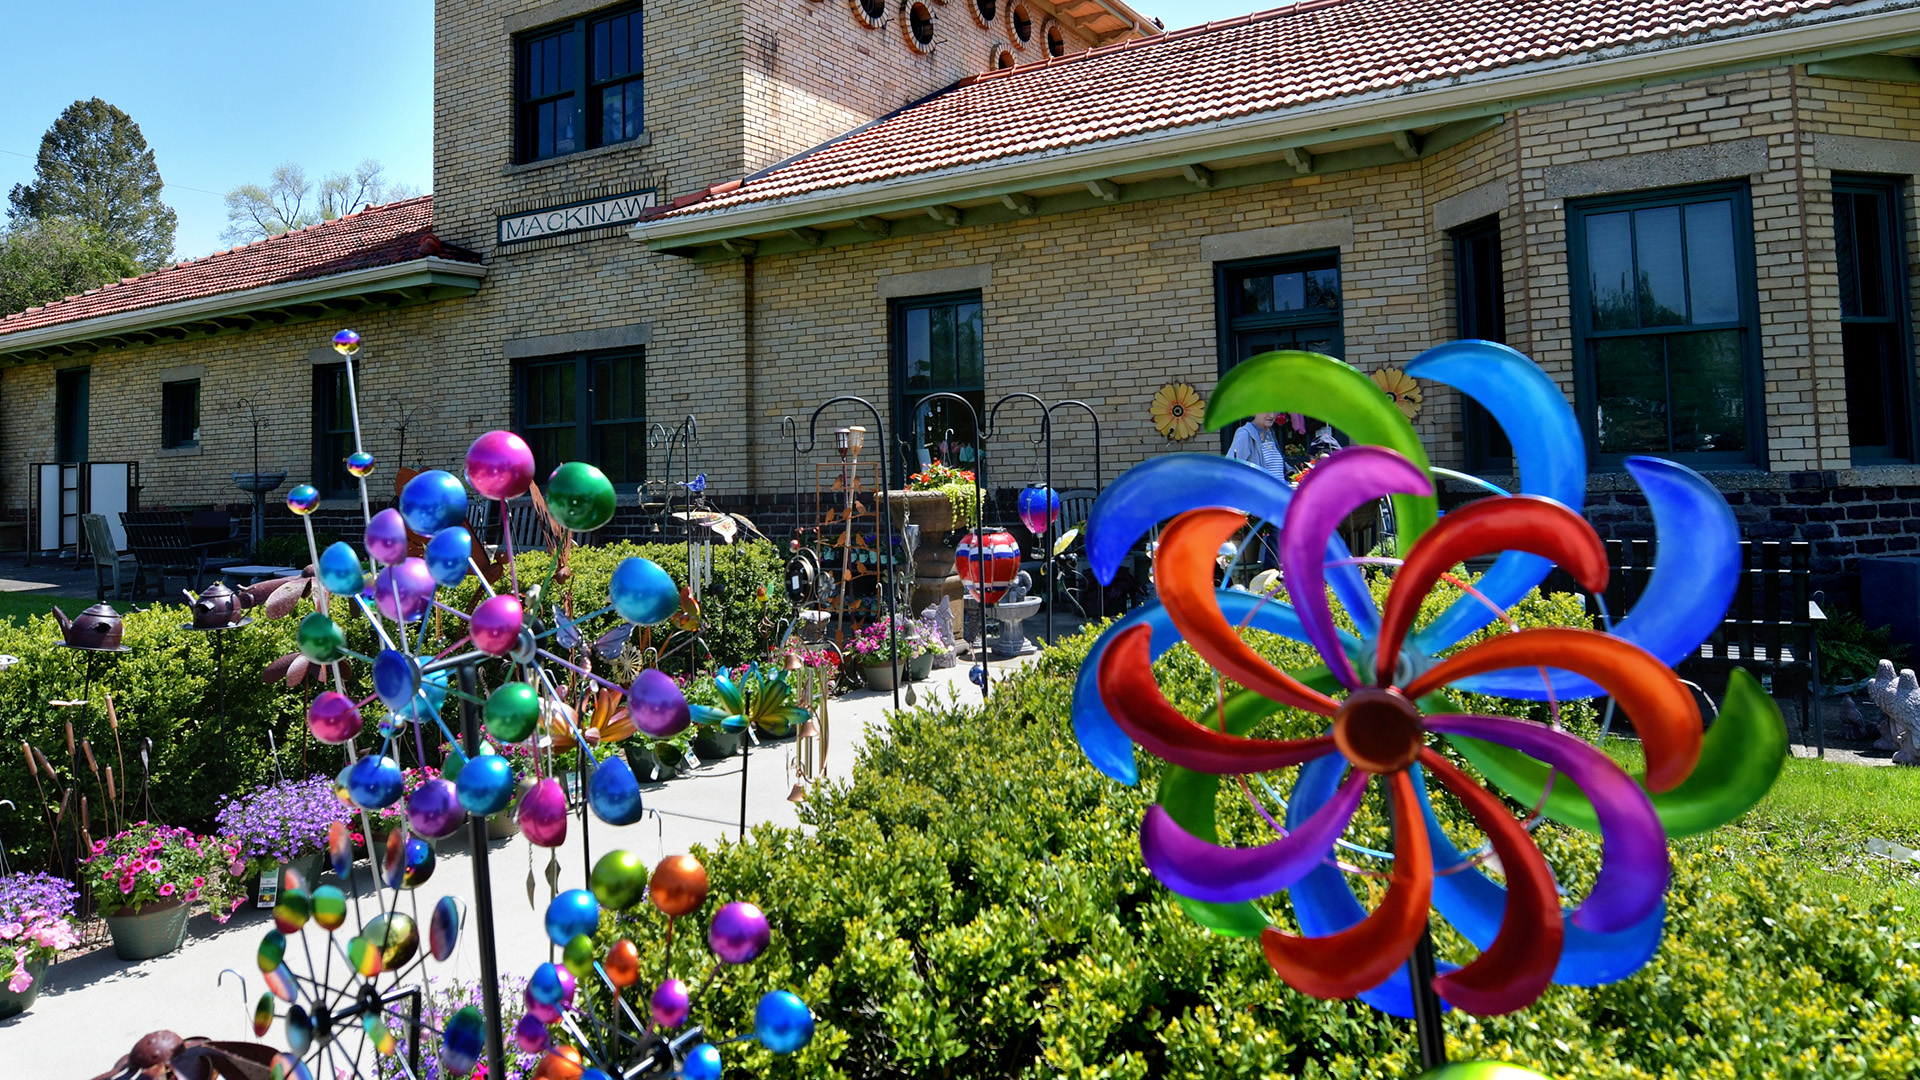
[1072,343,1790,1019]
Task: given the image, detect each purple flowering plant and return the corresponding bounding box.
[78,822,245,921]
[217,774,356,870]
[0,872,81,993]
[844,614,930,663]
[375,973,537,1080]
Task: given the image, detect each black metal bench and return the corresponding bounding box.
[119,510,247,599]
[1560,538,1823,753]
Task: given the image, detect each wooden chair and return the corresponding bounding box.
[119,509,247,599]
[81,513,135,600]
[506,502,555,554]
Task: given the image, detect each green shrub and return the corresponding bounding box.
[1817,610,1910,687]
[590,594,1920,1079]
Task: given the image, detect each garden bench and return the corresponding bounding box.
[118,509,248,599]
[1564,538,1824,754]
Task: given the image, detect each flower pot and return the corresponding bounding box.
[653,744,687,779]
[625,742,663,783]
[693,726,745,761]
[908,652,933,681]
[0,958,49,1020]
[860,662,898,691]
[105,900,191,961]
[247,853,327,908]
[485,808,520,840]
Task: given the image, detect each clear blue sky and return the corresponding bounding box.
[0,1,1259,263]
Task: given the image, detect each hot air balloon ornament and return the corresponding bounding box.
[1069,342,1787,1073]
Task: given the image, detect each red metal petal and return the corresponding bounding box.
[1404,627,1700,792]
[1259,770,1432,998]
[1158,508,1339,716]
[1420,748,1564,1015]
[1097,625,1335,774]
[1376,496,1608,685]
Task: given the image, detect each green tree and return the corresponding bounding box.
[0,218,141,318]
[7,98,177,269]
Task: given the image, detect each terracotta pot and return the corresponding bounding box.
[105,900,190,961]
[0,958,49,1019]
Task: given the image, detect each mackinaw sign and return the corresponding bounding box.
[497,189,658,245]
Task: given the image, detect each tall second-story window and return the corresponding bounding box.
[518,4,644,164]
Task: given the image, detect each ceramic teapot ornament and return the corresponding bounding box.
[190,582,246,629]
[53,602,126,651]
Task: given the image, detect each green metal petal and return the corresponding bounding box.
[1442,668,1787,838]
[1156,688,1290,938]
[690,704,730,726]
[1207,350,1436,545]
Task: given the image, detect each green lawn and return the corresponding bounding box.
[0,591,97,625]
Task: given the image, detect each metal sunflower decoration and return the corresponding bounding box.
[1150,382,1206,441]
[1370,366,1423,420]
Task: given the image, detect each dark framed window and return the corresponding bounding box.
[313,364,358,498]
[56,367,88,463]
[893,292,984,471]
[1568,182,1763,465]
[1215,251,1343,453]
[513,351,646,484]
[517,4,643,164]
[1835,174,1916,462]
[1452,217,1513,471]
[161,379,200,449]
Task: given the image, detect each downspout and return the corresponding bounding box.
[743,252,757,493]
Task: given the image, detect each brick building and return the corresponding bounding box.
[5,0,1920,603]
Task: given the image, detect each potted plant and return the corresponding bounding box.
[80,822,245,960]
[0,872,80,1019]
[845,616,927,690]
[899,462,982,610]
[217,774,354,905]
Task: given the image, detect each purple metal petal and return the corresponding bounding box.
[1280,447,1433,688]
[1424,714,1668,933]
[1139,769,1366,904]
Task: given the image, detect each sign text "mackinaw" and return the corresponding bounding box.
[498,190,658,245]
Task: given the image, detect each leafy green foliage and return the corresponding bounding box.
[593,597,1920,1079]
[1817,610,1909,687]
[0,217,141,318]
[8,97,176,269]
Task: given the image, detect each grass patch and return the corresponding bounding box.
[0,591,93,625]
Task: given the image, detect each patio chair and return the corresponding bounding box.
[506,501,555,554]
[119,509,247,599]
[81,513,136,600]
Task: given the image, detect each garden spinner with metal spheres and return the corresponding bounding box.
[246,329,814,1080]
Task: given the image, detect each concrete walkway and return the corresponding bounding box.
[0,660,1008,1076]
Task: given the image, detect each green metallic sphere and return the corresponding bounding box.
[296,613,347,663]
[484,682,541,744]
[545,461,617,532]
[589,849,650,911]
[563,933,597,978]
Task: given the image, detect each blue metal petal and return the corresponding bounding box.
[1452,457,1739,698]
[1406,340,1586,653]
[1069,590,1357,785]
[1084,453,1376,637]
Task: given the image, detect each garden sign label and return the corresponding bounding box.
[497,189,658,245]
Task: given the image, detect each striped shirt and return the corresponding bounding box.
[1228,423,1292,484]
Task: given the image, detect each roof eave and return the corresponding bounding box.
[634,2,1920,253]
[0,257,487,365]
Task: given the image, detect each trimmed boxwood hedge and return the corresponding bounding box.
[595,589,1920,1079]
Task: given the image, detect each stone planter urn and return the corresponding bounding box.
[0,958,49,1019]
[890,490,964,612]
[105,900,191,961]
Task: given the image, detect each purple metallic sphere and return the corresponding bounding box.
[470,594,524,657]
[364,508,409,565]
[372,558,436,622]
[650,978,691,1028]
[406,778,465,839]
[628,668,691,738]
[465,430,537,502]
[512,1015,549,1054]
[708,902,771,965]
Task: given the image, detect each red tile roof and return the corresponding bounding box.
[659,0,1861,219]
[0,195,478,338]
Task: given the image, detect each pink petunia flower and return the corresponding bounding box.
[184,890,200,903]
[191,876,205,887]
[118,877,135,894]
[159,883,176,897]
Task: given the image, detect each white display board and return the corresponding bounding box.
[88,463,130,551]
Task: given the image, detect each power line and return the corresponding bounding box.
[1,146,226,197]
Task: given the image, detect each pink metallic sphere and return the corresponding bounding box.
[470,594,525,657]
[518,778,569,848]
[306,691,363,744]
[465,431,537,502]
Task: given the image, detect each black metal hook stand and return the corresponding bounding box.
[984,393,1054,646]
[184,618,278,780]
[782,397,901,712]
[897,392,989,696]
[1045,399,1104,618]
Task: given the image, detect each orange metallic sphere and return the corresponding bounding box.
[649,854,709,917]
[603,938,641,988]
[534,1045,583,1080]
